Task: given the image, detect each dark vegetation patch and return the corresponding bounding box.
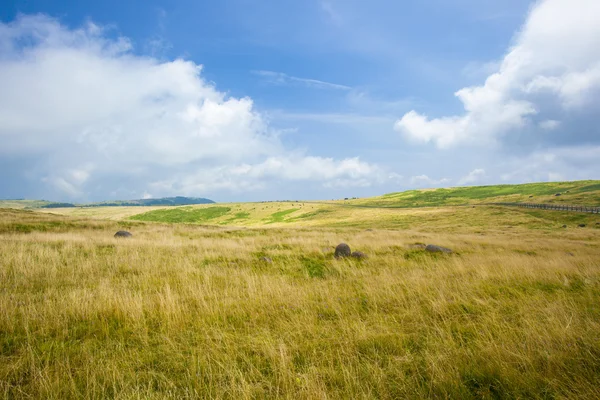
[264,209,299,224]
[40,203,76,208]
[221,212,251,225]
[130,206,231,224]
[513,249,537,256]
[290,209,333,221]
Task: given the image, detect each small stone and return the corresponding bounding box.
[351,251,368,260]
[562,225,567,228]
[334,243,352,258]
[555,193,562,196]
[114,231,132,238]
[578,224,586,228]
[425,244,452,253]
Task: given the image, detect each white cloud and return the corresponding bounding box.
[0,15,391,200]
[146,156,386,195]
[498,145,600,183]
[320,1,343,26]
[539,119,561,130]
[394,0,600,148]
[458,168,486,185]
[410,175,451,187]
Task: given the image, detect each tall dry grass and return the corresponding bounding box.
[1,209,599,398]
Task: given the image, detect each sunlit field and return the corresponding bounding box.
[1,193,600,399]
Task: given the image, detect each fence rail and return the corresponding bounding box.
[493,202,600,214]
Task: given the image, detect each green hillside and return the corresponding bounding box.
[350,180,600,208]
[122,181,600,229]
[0,199,54,209]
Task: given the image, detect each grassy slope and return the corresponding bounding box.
[1,207,599,398]
[0,200,53,209]
[351,180,600,208]
[38,180,600,228]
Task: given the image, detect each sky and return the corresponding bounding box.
[0,0,599,202]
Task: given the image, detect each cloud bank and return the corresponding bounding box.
[394,0,600,149]
[0,15,387,200]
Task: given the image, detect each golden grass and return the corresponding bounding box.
[1,207,599,399]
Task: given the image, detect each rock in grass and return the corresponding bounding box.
[334,243,351,258]
[425,244,452,253]
[578,224,586,228]
[562,225,567,228]
[114,231,132,238]
[351,251,368,260]
[555,193,562,196]
[259,256,273,263]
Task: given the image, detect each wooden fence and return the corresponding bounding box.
[493,202,600,214]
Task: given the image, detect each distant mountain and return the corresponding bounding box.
[77,196,214,207]
[78,196,215,207]
[0,196,218,209]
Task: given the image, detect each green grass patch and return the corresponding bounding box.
[264,208,300,224]
[130,206,231,223]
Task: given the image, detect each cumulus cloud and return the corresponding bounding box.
[458,168,486,185]
[498,145,600,183]
[410,175,450,187]
[394,0,600,148]
[539,120,560,130]
[0,15,388,200]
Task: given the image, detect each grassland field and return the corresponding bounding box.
[1,181,600,398]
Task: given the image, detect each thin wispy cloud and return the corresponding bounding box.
[320,1,343,26]
[252,70,351,90]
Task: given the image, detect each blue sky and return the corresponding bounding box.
[0,0,599,202]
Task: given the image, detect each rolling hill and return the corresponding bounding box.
[0,196,215,209]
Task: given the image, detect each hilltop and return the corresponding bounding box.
[350,180,600,208]
[0,196,215,209]
[34,180,600,229]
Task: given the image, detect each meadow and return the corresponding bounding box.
[1,182,600,399]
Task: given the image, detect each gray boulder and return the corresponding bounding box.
[114,231,132,238]
[351,251,368,260]
[334,243,352,258]
[425,244,452,253]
